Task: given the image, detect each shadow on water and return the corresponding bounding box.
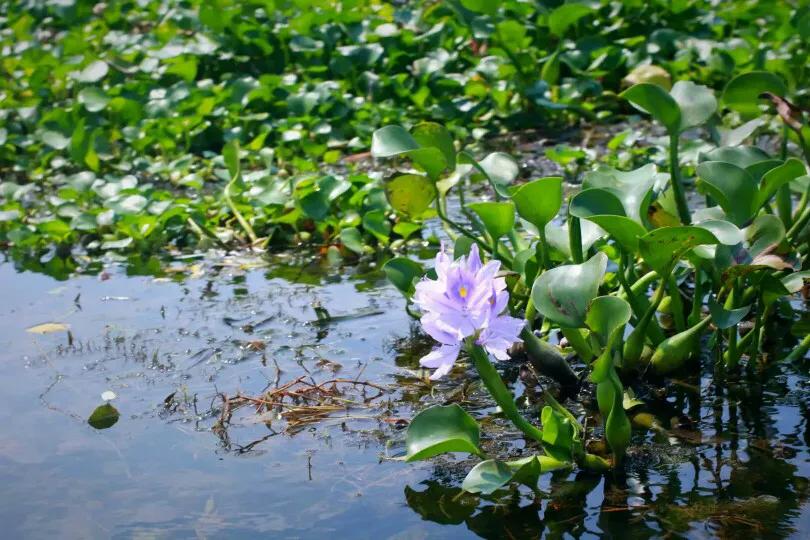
[0,249,807,538]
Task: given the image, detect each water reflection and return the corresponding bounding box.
[402,361,810,538]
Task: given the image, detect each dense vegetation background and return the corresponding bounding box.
[2,0,809,260]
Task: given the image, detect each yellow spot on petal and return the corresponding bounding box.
[459,286,468,298]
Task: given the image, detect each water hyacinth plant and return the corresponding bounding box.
[376,70,810,495]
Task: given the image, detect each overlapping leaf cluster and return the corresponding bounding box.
[4,0,810,257]
[379,70,810,494]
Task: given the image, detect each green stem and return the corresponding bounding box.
[786,205,810,243]
[466,341,544,443]
[561,327,594,361]
[669,132,691,225]
[784,333,810,363]
[568,215,583,263]
[537,228,550,271]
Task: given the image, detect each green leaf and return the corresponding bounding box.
[339,227,365,254]
[406,404,482,462]
[583,214,647,254]
[78,87,110,112]
[585,296,632,347]
[461,0,497,16]
[468,201,515,240]
[512,176,563,230]
[548,3,592,37]
[722,71,787,118]
[531,252,608,328]
[756,158,806,211]
[371,125,419,157]
[363,209,391,244]
[582,164,657,222]
[696,161,758,226]
[670,80,717,131]
[569,188,626,218]
[74,60,109,83]
[383,257,424,297]
[461,460,513,495]
[639,226,719,275]
[708,298,751,329]
[459,151,518,198]
[88,403,120,430]
[621,83,681,134]
[605,396,631,459]
[412,122,456,170]
[385,174,436,217]
[541,406,574,452]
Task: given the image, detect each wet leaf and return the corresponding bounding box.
[405,404,482,462]
[639,226,719,274]
[461,459,513,495]
[87,403,119,430]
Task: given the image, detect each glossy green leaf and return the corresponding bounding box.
[756,158,806,210]
[461,460,513,495]
[670,80,717,131]
[383,257,423,297]
[582,164,657,222]
[512,176,563,230]
[371,125,419,157]
[696,161,758,226]
[412,122,456,171]
[531,252,607,328]
[569,188,626,218]
[88,403,119,430]
[722,71,787,118]
[405,404,482,462]
[468,201,515,240]
[339,227,365,254]
[621,83,681,133]
[585,295,632,347]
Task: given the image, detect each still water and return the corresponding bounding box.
[0,251,808,539]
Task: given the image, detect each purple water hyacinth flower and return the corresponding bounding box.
[413,244,524,380]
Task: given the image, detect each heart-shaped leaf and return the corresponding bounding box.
[468,201,515,240]
[512,176,563,231]
[531,252,608,328]
[406,404,482,462]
